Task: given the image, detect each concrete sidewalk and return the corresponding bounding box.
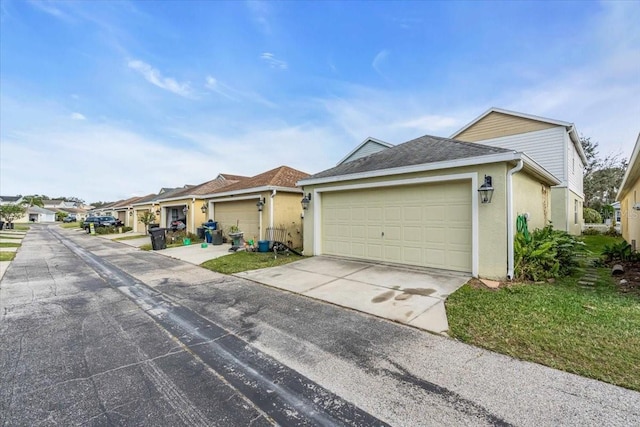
[114,234,234,265]
[236,256,469,334]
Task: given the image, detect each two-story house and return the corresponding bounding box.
[452,108,587,235]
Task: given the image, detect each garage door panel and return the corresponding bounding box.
[214,200,260,240]
[322,181,472,272]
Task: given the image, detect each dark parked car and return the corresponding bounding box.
[63,215,77,223]
[84,216,118,232]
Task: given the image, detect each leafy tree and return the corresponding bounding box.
[138,210,157,232]
[581,136,627,212]
[90,201,112,209]
[56,212,69,221]
[0,204,27,225]
[22,195,45,207]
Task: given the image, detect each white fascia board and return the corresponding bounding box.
[616,132,640,201]
[154,194,200,203]
[567,125,588,165]
[336,137,394,165]
[298,152,521,187]
[201,186,302,200]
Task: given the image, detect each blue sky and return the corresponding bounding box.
[1,1,638,203]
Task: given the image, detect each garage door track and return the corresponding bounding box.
[235,256,470,334]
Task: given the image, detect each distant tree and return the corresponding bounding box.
[56,212,69,221]
[22,195,45,207]
[583,207,602,224]
[0,204,27,225]
[581,136,627,212]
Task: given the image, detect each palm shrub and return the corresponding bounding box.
[602,241,632,262]
[583,207,602,224]
[514,225,584,281]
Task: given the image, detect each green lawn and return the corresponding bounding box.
[113,234,148,241]
[13,225,30,231]
[0,252,16,261]
[0,242,21,248]
[201,251,303,274]
[579,234,624,256]
[59,221,81,229]
[447,270,640,391]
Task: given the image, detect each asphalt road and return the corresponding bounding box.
[1,225,639,426]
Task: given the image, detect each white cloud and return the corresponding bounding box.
[246,1,271,34]
[372,49,389,75]
[70,112,86,120]
[260,52,288,70]
[128,59,193,98]
[27,0,72,21]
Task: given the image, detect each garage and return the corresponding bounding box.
[214,199,260,240]
[321,181,472,273]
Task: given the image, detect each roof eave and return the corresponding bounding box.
[202,185,303,199]
[336,137,394,165]
[616,133,640,201]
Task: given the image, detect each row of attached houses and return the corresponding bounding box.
[11,107,626,281]
[617,133,640,250]
[92,166,310,249]
[0,196,90,223]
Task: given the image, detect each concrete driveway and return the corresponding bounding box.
[236,256,469,334]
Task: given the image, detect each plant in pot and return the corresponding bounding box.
[228,224,243,246]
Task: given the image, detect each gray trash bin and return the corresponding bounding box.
[149,228,166,250]
[211,230,223,245]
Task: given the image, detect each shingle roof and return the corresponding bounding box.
[167,174,246,198]
[211,166,309,194]
[305,135,513,180]
[112,195,148,209]
[0,196,22,202]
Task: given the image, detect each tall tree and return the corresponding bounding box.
[22,195,45,207]
[581,136,627,213]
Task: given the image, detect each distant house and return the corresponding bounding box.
[26,206,56,223]
[452,108,586,235]
[0,195,24,206]
[617,133,640,250]
[336,137,394,165]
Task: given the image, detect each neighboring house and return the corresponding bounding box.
[0,195,24,206]
[203,166,310,247]
[610,201,621,224]
[451,107,587,235]
[155,174,246,233]
[337,137,394,165]
[131,193,164,233]
[12,206,56,223]
[298,135,559,280]
[111,196,150,227]
[616,133,640,250]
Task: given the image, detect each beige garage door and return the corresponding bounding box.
[321,181,472,272]
[214,200,260,241]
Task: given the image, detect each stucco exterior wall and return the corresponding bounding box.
[550,187,567,232]
[567,190,583,236]
[302,162,511,279]
[271,192,304,248]
[455,112,556,142]
[513,172,551,231]
[620,183,640,247]
[157,197,209,233]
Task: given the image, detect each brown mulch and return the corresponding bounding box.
[613,261,640,296]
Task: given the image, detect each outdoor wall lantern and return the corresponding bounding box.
[129,211,133,217]
[201,203,208,214]
[155,209,160,216]
[256,197,265,212]
[182,206,188,215]
[301,193,311,210]
[478,175,494,204]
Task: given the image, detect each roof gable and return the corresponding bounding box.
[302,135,513,181]
[452,109,562,142]
[337,137,394,165]
[210,166,309,194]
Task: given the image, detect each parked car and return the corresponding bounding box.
[83,216,118,232]
[169,219,186,232]
[63,215,77,223]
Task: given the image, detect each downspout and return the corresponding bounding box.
[269,189,276,229]
[191,197,195,234]
[507,159,524,280]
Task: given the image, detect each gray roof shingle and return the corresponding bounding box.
[306,135,513,180]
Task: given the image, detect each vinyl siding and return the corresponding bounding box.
[340,141,391,164]
[462,127,566,183]
[566,133,585,197]
[455,111,556,142]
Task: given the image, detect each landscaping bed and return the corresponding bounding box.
[201,251,303,274]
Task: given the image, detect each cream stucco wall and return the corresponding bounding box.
[302,163,513,279]
[567,190,583,236]
[550,188,567,232]
[157,197,208,233]
[512,172,551,231]
[272,191,304,248]
[620,184,640,247]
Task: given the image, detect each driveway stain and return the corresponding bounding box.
[402,288,436,296]
[371,290,396,303]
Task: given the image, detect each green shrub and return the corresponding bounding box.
[604,225,620,237]
[122,226,133,233]
[583,207,602,224]
[603,241,632,262]
[514,225,584,281]
[95,227,110,235]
